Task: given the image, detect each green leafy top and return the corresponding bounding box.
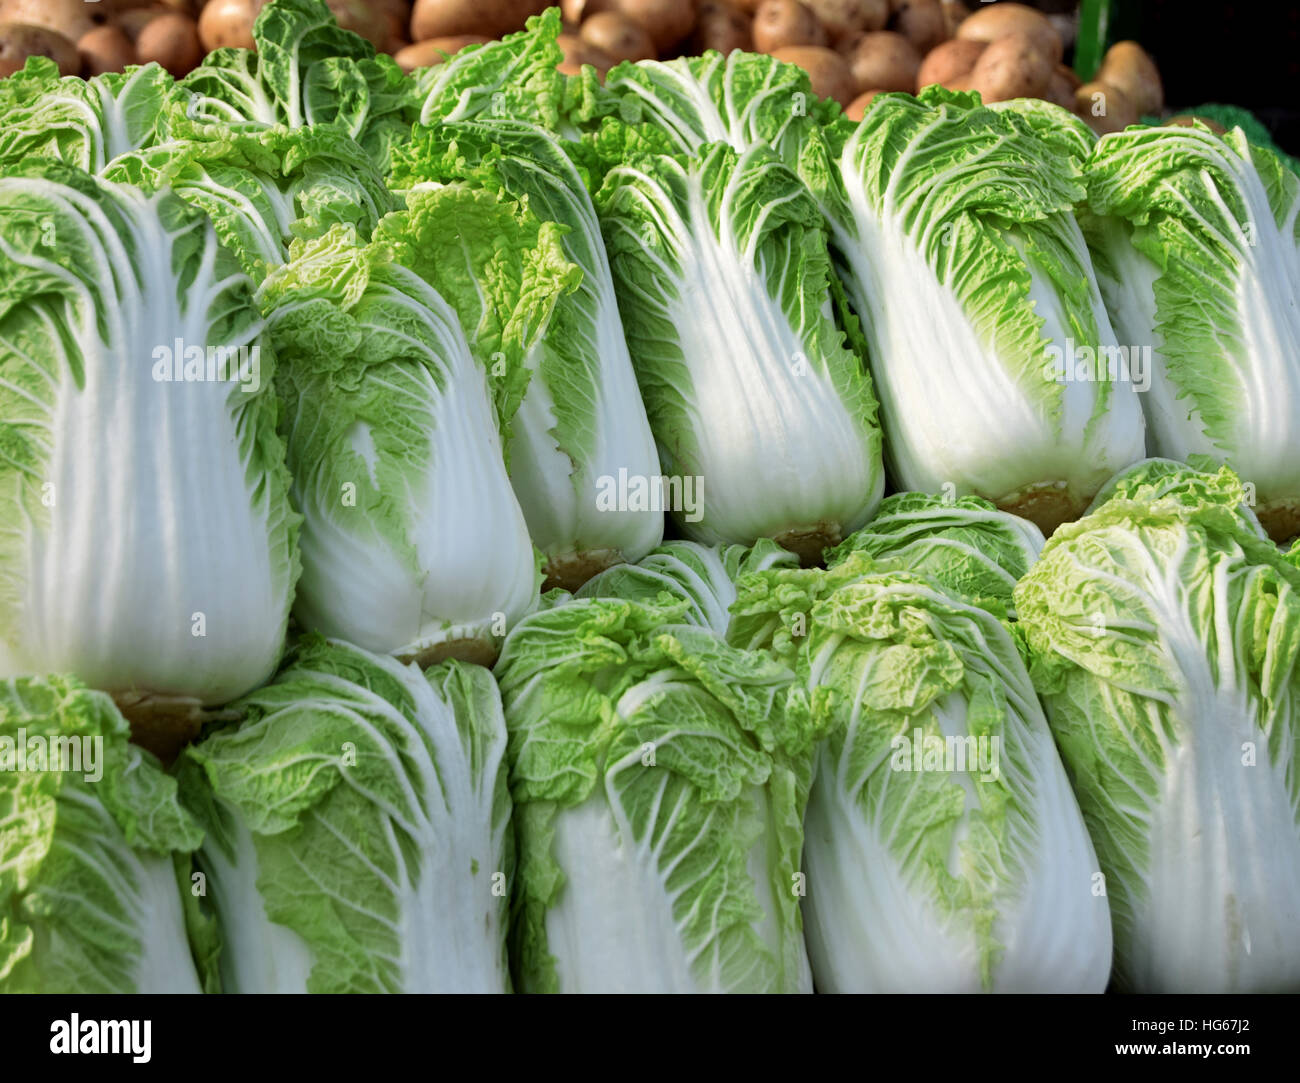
[827,492,1045,618]
[106,122,397,282]
[180,0,414,165]
[0,58,177,173]
[799,87,1105,429]
[566,47,840,163]
[412,8,565,130]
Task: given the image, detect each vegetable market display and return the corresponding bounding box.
[1,0,1298,996]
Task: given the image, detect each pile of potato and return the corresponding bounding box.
[0,0,1163,136]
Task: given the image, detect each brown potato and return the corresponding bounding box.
[844,87,880,120]
[580,11,655,63]
[197,0,266,51]
[939,0,967,36]
[561,0,595,22]
[0,0,114,43]
[753,0,827,52]
[804,0,888,44]
[770,44,856,105]
[0,21,77,75]
[957,1,1061,64]
[136,12,201,75]
[393,35,488,71]
[1043,65,1075,109]
[891,0,945,55]
[968,30,1051,102]
[118,7,169,44]
[557,31,613,75]
[611,0,696,51]
[1075,80,1138,135]
[1097,40,1162,116]
[1167,114,1226,135]
[691,0,752,55]
[915,36,982,89]
[325,0,390,49]
[411,0,549,43]
[845,31,919,94]
[78,25,136,75]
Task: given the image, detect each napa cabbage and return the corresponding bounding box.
[496,594,821,992]
[390,118,663,589]
[0,675,205,993]
[0,162,299,710]
[1084,122,1300,543]
[1015,459,1300,992]
[177,638,512,993]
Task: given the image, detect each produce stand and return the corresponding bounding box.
[0,0,1297,1034]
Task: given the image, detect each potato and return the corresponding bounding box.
[615,0,697,51]
[557,31,613,76]
[691,0,752,55]
[411,0,549,43]
[753,0,826,52]
[1044,65,1075,110]
[891,0,945,55]
[844,87,880,120]
[0,21,77,76]
[78,25,136,76]
[1097,40,1162,116]
[957,2,1061,64]
[393,35,488,71]
[136,12,201,75]
[0,0,114,43]
[197,0,267,51]
[118,7,169,43]
[1075,80,1138,135]
[561,0,592,21]
[968,30,1050,102]
[770,44,856,105]
[844,31,919,94]
[1167,114,1227,135]
[939,0,967,36]
[915,36,982,89]
[581,11,655,63]
[325,0,390,49]
[804,0,888,44]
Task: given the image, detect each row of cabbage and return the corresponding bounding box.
[1,0,1298,993]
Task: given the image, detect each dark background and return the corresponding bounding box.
[1094,0,1300,152]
